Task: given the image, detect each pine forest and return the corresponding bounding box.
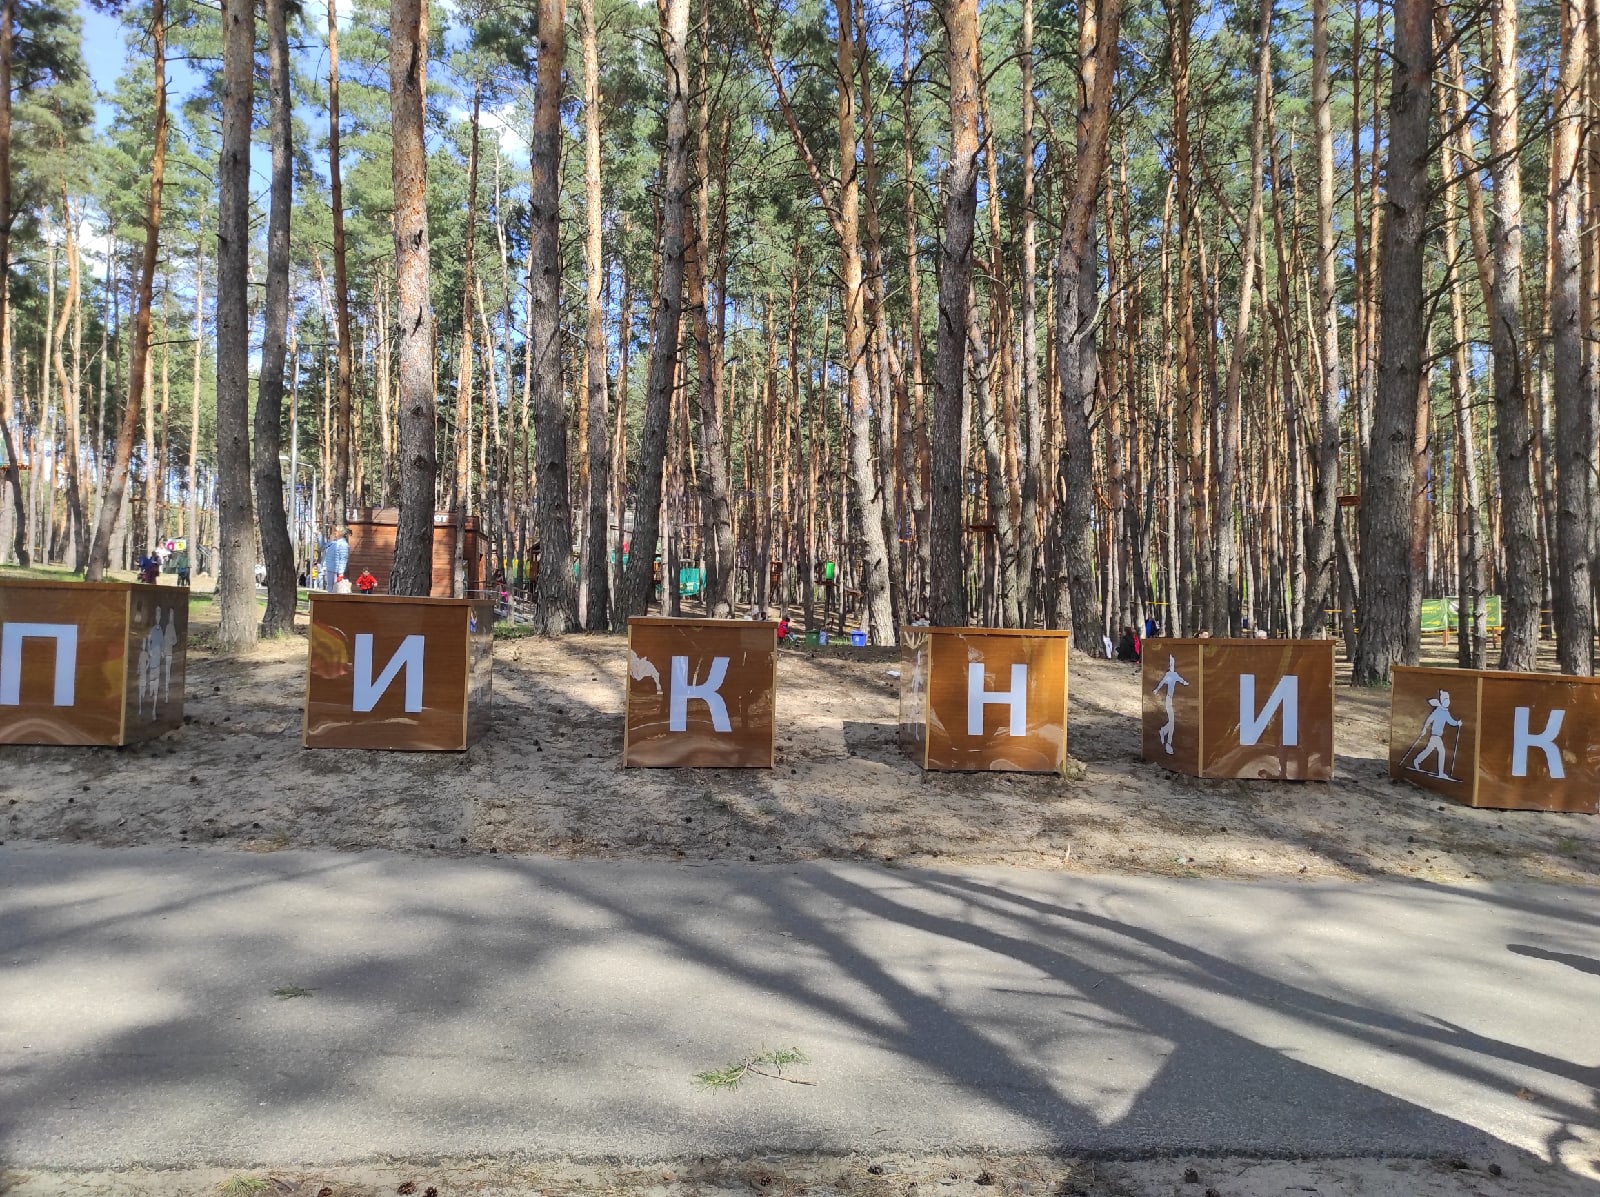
[0,0,1595,684]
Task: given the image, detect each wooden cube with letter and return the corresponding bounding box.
[899,627,1071,773]
[1142,638,1334,780]
[624,617,776,767]
[0,579,188,746]
[304,593,494,751]
[1390,665,1599,813]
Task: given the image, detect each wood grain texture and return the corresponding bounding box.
[0,580,188,745]
[899,627,1070,773]
[1392,665,1600,812]
[624,618,776,768]
[1142,638,1334,780]
[304,593,494,751]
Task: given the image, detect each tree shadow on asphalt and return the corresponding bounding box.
[1,846,1596,1184]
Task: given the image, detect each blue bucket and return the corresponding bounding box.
[851,630,867,647]
[817,630,829,646]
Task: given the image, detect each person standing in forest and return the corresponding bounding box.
[320,526,350,593]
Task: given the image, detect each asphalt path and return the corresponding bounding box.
[2,845,1597,1171]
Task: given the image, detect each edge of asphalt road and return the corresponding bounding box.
[1,843,1598,1186]
[1,1149,1597,1197]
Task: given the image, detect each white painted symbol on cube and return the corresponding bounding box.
[137,608,178,719]
[1406,689,1462,781]
[629,651,663,694]
[1151,656,1189,754]
[968,662,1028,736]
[1511,706,1564,779]
[1239,673,1299,746]
[670,654,731,733]
[353,633,425,713]
[0,622,78,707]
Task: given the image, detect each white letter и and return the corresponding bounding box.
[353,633,425,713]
[1239,673,1299,746]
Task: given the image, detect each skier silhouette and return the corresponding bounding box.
[1152,655,1190,755]
[1410,689,1462,780]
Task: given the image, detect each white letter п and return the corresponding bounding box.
[968,662,1028,737]
[669,655,732,733]
[1239,674,1299,746]
[1511,706,1565,779]
[353,633,425,713]
[0,622,78,707]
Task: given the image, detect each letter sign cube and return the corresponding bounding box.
[304,593,494,750]
[1142,638,1334,780]
[1390,665,1600,812]
[0,580,188,745]
[899,628,1070,772]
[624,617,776,767]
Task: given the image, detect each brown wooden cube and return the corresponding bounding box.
[1390,665,1600,812]
[0,579,189,746]
[1142,638,1335,780]
[899,628,1070,773]
[624,617,776,767]
[304,593,494,751]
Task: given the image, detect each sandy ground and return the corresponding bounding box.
[4,592,1599,1196]
[2,601,1597,886]
[1,1148,1594,1197]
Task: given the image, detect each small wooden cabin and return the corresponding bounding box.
[344,508,487,598]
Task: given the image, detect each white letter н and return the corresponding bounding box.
[968,662,1028,736]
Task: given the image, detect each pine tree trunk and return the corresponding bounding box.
[51,200,86,572]
[254,0,296,635]
[581,0,610,630]
[1212,0,1271,637]
[685,27,734,619]
[1056,0,1123,650]
[214,0,259,650]
[1165,0,1198,635]
[1353,0,1430,685]
[1445,190,1487,670]
[969,292,1019,626]
[141,276,157,558]
[1550,0,1594,674]
[1016,0,1042,626]
[1301,0,1344,636]
[452,81,481,599]
[0,286,23,567]
[928,0,979,629]
[0,0,24,568]
[527,0,576,631]
[327,0,353,523]
[622,2,689,618]
[86,0,167,582]
[387,0,438,595]
[831,0,894,643]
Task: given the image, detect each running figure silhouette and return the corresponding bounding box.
[1151,655,1189,755]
